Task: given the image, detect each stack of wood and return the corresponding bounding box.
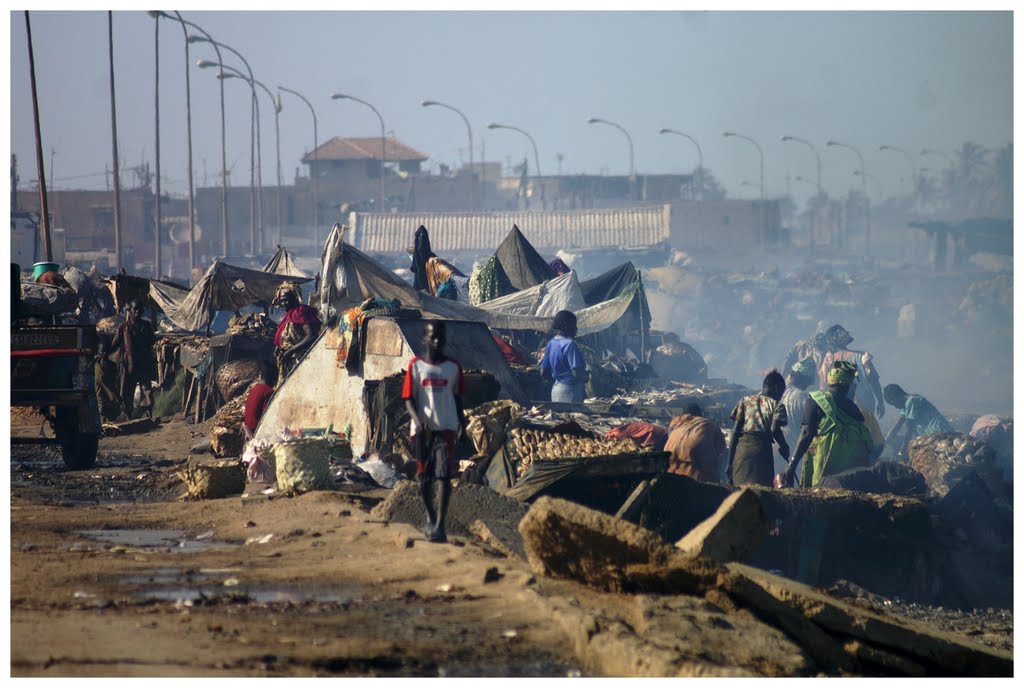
[209,382,255,458]
[215,359,263,402]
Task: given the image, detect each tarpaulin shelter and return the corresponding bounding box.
[263,246,308,278]
[149,259,313,332]
[493,224,556,291]
[475,270,588,318]
[317,223,640,337]
[577,262,652,358]
[253,315,528,455]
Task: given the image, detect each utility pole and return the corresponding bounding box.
[108,11,123,272]
[24,12,52,262]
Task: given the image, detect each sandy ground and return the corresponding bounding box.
[8,410,1013,677]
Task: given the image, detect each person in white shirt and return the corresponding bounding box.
[402,321,467,543]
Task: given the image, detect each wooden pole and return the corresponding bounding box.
[24,11,52,262]
[108,11,123,273]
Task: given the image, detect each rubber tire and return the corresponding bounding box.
[55,407,99,470]
[61,432,99,471]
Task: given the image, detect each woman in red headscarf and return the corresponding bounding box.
[272,282,322,381]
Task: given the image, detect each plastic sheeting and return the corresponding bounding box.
[493,224,555,291]
[476,271,588,318]
[318,223,639,337]
[263,246,308,278]
[150,260,313,332]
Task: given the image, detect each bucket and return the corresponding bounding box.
[32,262,60,280]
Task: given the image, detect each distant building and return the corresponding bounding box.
[302,136,428,183]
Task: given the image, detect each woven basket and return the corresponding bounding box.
[272,438,338,494]
[178,457,246,500]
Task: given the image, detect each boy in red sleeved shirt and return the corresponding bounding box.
[402,321,467,543]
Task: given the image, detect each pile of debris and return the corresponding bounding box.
[907,432,1007,498]
[516,496,1012,677]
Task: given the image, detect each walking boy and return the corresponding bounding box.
[402,321,467,543]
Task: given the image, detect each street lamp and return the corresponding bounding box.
[220,69,281,250]
[853,170,883,202]
[588,117,635,199]
[920,148,955,168]
[148,10,196,271]
[487,123,544,210]
[879,144,918,197]
[781,135,822,253]
[722,131,764,200]
[658,128,703,201]
[826,139,871,254]
[422,99,475,211]
[780,135,821,197]
[331,93,386,212]
[279,85,320,245]
[192,35,262,255]
[198,59,258,255]
[177,19,228,257]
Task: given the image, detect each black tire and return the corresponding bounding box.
[55,407,99,470]
[62,433,99,470]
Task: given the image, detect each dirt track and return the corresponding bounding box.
[8,412,1014,677]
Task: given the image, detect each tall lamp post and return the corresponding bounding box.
[853,170,883,201]
[192,35,263,254]
[781,134,821,251]
[422,99,474,210]
[722,131,764,200]
[279,85,319,245]
[587,117,635,199]
[780,135,821,197]
[658,128,703,200]
[198,59,258,255]
[331,93,386,212]
[880,144,917,201]
[487,122,543,210]
[827,139,870,255]
[222,71,283,249]
[149,10,196,271]
[177,18,228,257]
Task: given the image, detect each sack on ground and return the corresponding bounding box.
[273,438,337,493]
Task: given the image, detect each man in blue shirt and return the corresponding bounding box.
[540,310,588,403]
[883,383,954,457]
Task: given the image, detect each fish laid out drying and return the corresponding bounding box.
[506,426,652,477]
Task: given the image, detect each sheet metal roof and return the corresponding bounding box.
[350,207,670,254]
[303,136,428,163]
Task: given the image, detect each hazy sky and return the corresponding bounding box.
[6,10,1014,206]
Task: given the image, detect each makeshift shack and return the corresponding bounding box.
[149,259,312,333]
[253,315,528,456]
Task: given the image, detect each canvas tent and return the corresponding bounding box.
[149,259,312,332]
[263,246,308,278]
